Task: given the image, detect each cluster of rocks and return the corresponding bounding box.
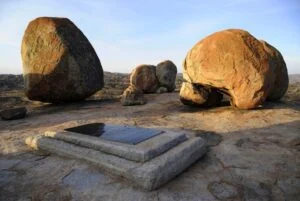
[180,29,289,109]
[20,17,178,108]
[15,17,289,113]
[121,60,177,106]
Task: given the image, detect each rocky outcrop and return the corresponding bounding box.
[261,40,289,101]
[180,29,286,109]
[121,85,146,106]
[156,60,177,92]
[21,17,103,103]
[0,107,27,120]
[130,65,158,93]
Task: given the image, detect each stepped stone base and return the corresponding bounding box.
[25,126,207,190]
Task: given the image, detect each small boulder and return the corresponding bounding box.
[21,17,104,103]
[130,65,158,93]
[156,60,177,92]
[156,86,168,94]
[260,40,289,101]
[121,85,147,106]
[1,107,27,120]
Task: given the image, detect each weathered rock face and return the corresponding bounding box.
[181,29,276,109]
[260,40,289,101]
[21,17,104,103]
[156,60,177,92]
[121,85,146,106]
[130,65,158,93]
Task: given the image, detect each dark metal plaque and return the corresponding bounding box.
[65,123,163,145]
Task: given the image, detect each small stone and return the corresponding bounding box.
[121,85,147,106]
[0,107,27,120]
[156,86,168,94]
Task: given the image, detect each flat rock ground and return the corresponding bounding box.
[0,77,300,201]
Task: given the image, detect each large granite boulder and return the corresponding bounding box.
[260,40,289,101]
[121,85,146,106]
[181,29,276,109]
[21,17,104,103]
[156,60,177,92]
[130,65,158,93]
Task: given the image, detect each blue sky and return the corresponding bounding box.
[0,0,299,74]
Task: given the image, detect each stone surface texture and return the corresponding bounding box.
[182,29,278,109]
[44,130,187,162]
[180,82,223,107]
[121,85,146,106]
[0,90,299,200]
[261,40,289,101]
[26,135,207,191]
[156,60,177,92]
[156,86,168,94]
[130,65,158,93]
[21,17,103,103]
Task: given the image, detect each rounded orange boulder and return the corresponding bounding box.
[181,29,280,109]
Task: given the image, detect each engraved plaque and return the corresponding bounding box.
[65,123,163,145]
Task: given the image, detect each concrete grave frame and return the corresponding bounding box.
[25,124,207,190]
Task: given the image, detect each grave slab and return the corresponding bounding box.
[25,135,207,190]
[64,123,164,145]
[45,127,187,162]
